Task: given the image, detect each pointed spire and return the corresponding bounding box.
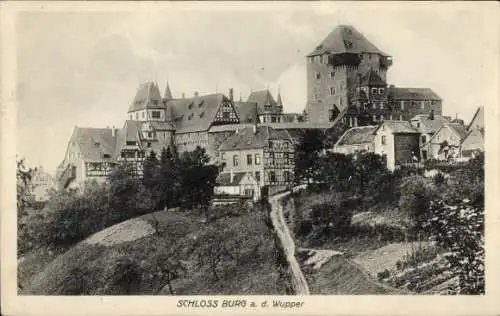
[164,81,173,99]
[277,88,283,108]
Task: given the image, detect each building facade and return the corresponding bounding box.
[305,25,442,127]
[31,167,56,202]
[373,121,420,171]
[217,125,295,193]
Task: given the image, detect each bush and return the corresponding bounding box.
[310,199,353,235]
[398,176,436,232]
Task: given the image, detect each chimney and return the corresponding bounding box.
[253,124,257,134]
[429,109,435,120]
[229,88,234,101]
[194,91,199,97]
[230,169,234,184]
[112,125,116,137]
[182,92,185,99]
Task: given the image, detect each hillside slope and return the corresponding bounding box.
[21,208,285,295]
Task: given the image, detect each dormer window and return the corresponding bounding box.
[199,111,205,118]
[188,102,193,109]
[152,111,161,119]
[371,88,377,94]
[188,113,194,120]
[198,100,204,107]
[94,142,100,148]
[379,88,384,94]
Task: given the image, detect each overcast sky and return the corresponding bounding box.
[15,2,498,175]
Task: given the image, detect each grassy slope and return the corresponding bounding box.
[21,209,284,295]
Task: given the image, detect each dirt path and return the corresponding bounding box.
[269,189,310,295]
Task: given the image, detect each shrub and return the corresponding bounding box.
[310,199,353,235]
[398,176,436,232]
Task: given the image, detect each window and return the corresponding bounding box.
[135,113,139,120]
[199,111,205,118]
[233,155,239,166]
[94,142,100,148]
[247,154,253,165]
[381,135,387,145]
[255,154,261,165]
[255,171,260,182]
[147,131,153,138]
[271,117,277,123]
[330,87,334,95]
[379,88,384,94]
[147,142,151,148]
[221,152,225,160]
[400,115,404,120]
[416,122,421,128]
[283,171,291,183]
[269,171,276,183]
[401,101,405,110]
[380,102,384,109]
[330,71,335,78]
[340,98,343,106]
[371,88,377,94]
[283,142,289,149]
[421,101,425,110]
[373,115,377,122]
[322,55,328,63]
[315,72,321,79]
[268,140,273,148]
[152,111,161,119]
[126,141,136,146]
[421,135,427,143]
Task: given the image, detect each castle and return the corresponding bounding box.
[56,24,443,189]
[305,25,442,126]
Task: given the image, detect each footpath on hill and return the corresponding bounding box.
[268,185,404,295]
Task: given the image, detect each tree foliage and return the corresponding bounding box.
[17,158,36,215]
[294,129,326,183]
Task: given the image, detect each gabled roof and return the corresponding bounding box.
[307,25,389,57]
[128,82,164,112]
[70,127,118,162]
[410,114,451,134]
[374,120,420,134]
[234,101,259,124]
[336,125,377,146]
[388,87,441,101]
[114,120,141,159]
[360,70,386,87]
[467,106,484,131]
[218,126,293,151]
[446,123,469,140]
[247,90,281,114]
[167,93,233,133]
[428,122,469,145]
[216,172,251,186]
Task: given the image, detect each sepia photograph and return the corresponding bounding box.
[2,1,499,315]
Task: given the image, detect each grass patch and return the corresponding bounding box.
[20,207,284,295]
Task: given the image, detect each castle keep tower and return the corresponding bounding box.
[305,25,393,124]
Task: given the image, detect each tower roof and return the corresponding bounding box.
[164,81,173,99]
[307,25,389,57]
[128,82,164,113]
[276,91,284,108]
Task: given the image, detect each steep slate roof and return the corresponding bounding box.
[70,127,118,162]
[307,25,389,57]
[164,81,173,99]
[114,120,141,159]
[336,125,377,146]
[218,126,293,151]
[388,87,441,101]
[410,114,451,134]
[234,101,259,124]
[374,120,420,134]
[360,70,386,86]
[216,172,248,186]
[128,82,164,112]
[446,123,469,140]
[247,90,280,114]
[167,93,234,133]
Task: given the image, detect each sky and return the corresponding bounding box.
[15,2,498,175]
